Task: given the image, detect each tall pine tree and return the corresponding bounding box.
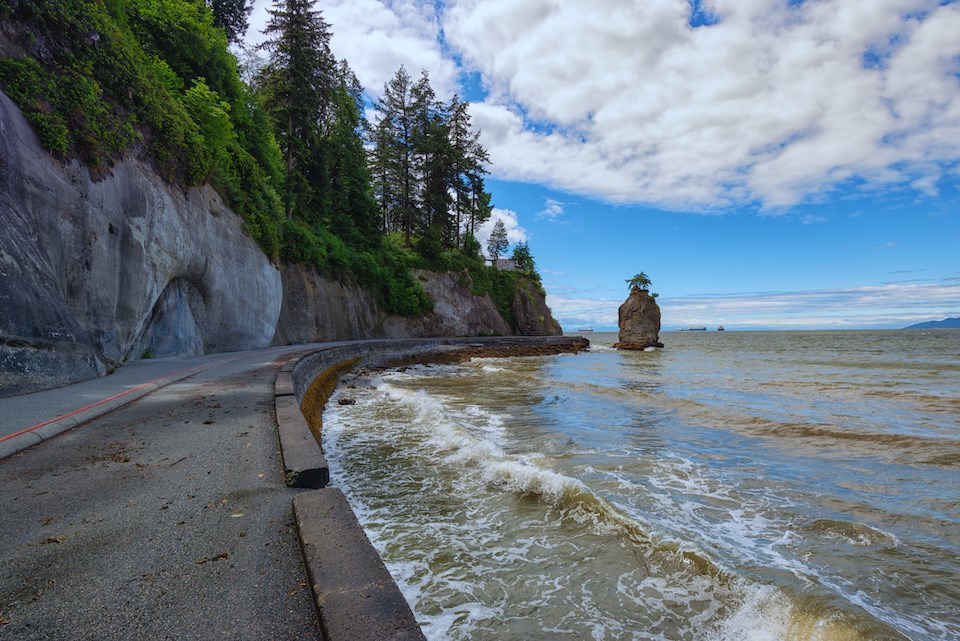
[411,72,454,243]
[258,0,336,219]
[447,94,491,246]
[208,0,253,44]
[324,61,378,246]
[372,66,417,244]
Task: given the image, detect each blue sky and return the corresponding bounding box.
[246,0,960,330]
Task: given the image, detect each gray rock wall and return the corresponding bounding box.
[275,264,515,343]
[512,277,563,336]
[0,91,283,396]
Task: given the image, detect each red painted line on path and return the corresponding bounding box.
[0,356,240,443]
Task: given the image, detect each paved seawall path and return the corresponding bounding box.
[0,344,334,639]
[0,337,588,640]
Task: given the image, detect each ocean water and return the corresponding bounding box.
[322,330,960,641]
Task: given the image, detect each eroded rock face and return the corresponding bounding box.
[0,91,282,396]
[272,263,382,344]
[403,269,513,337]
[275,265,553,342]
[512,278,562,336]
[614,288,663,349]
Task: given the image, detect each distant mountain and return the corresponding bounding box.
[904,317,960,329]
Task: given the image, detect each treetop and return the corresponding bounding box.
[626,272,652,291]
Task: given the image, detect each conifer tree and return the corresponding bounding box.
[373,66,417,244]
[511,242,535,275]
[487,218,509,262]
[467,174,493,240]
[258,0,336,218]
[369,112,398,233]
[324,61,378,246]
[208,0,253,44]
[412,72,454,243]
[447,95,490,247]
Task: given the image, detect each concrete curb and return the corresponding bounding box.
[293,489,427,641]
[275,393,329,488]
[273,354,330,489]
[274,369,295,397]
[0,357,238,461]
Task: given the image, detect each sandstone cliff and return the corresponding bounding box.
[0,91,561,397]
[614,288,663,349]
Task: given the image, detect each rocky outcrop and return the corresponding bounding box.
[512,278,562,336]
[0,89,564,398]
[273,263,381,344]
[614,288,663,349]
[408,269,514,337]
[0,91,283,397]
[275,265,530,343]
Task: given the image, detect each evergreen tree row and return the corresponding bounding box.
[369,66,493,253]
[254,2,494,261]
[256,0,377,248]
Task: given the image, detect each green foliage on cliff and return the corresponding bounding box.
[0,0,542,323]
[0,0,285,258]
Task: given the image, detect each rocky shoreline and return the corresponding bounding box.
[369,335,591,370]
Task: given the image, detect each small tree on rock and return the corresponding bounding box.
[626,272,652,291]
[487,218,509,261]
[511,242,535,274]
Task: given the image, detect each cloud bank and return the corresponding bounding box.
[547,281,960,330]
[447,0,960,209]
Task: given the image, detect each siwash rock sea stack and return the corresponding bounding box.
[614,287,664,350]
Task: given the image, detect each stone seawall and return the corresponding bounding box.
[284,336,589,641]
[291,336,589,402]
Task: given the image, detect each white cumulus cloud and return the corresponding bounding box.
[247,0,459,97]
[537,198,565,221]
[446,0,960,209]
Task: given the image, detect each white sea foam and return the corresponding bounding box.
[587,343,617,352]
[321,360,945,641]
[613,455,810,576]
[706,585,793,641]
[472,359,505,373]
[378,379,590,506]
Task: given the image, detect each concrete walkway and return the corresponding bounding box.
[0,344,338,640]
[0,343,381,456]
